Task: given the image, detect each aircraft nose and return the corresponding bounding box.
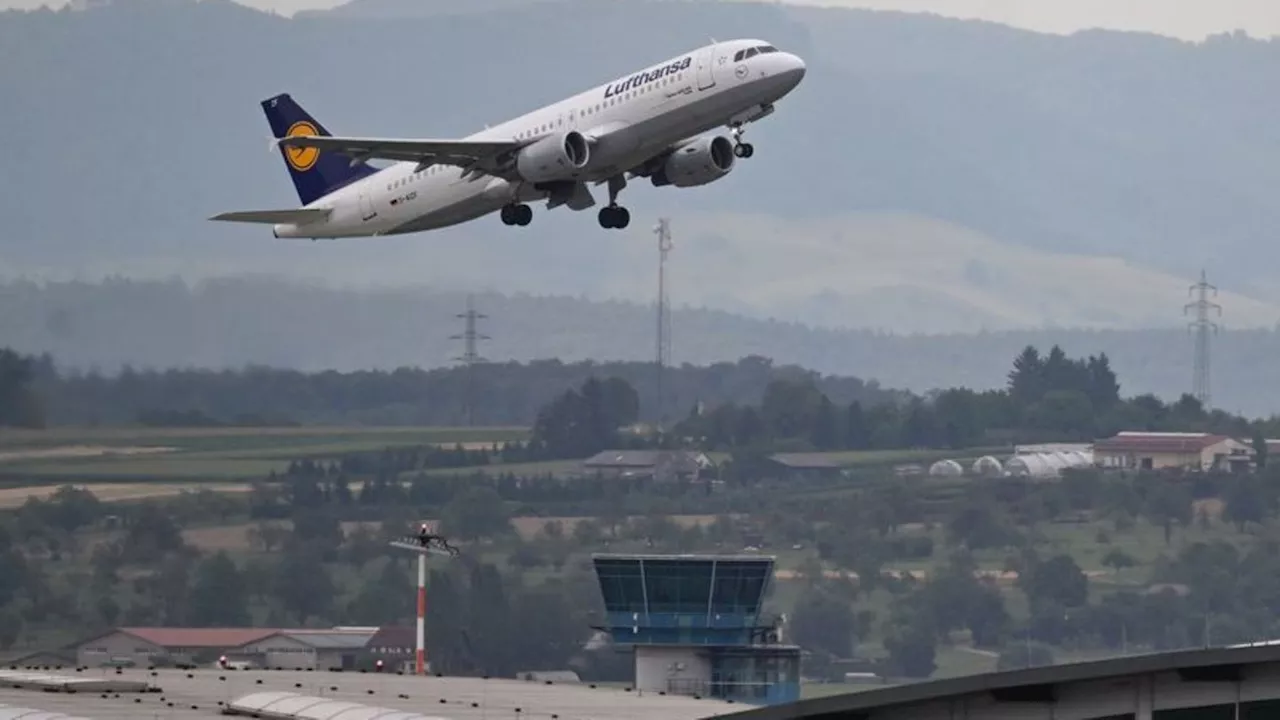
[778,52,806,87]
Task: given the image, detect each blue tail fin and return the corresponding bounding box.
[261,93,378,206]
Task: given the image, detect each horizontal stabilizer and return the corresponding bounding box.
[209,208,332,225]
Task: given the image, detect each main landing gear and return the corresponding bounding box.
[598,174,631,230]
[731,124,755,158]
[500,203,532,226]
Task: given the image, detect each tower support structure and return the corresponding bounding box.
[450,295,489,426]
[654,218,673,428]
[389,539,458,675]
[1185,270,1221,408]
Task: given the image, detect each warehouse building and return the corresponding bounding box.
[1093,432,1253,472]
[73,626,380,669]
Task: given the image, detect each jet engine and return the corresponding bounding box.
[650,135,736,188]
[515,131,590,183]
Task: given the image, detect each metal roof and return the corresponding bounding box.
[717,643,1280,720]
[225,691,503,719]
[767,454,841,470]
[112,627,280,648]
[0,670,148,693]
[0,666,731,720]
[280,632,374,650]
[581,450,710,472]
[1093,432,1232,454]
[0,705,95,720]
[592,552,775,563]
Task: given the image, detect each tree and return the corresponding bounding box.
[121,503,186,564]
[438,485,511,541]
[1086,353,1121,410]
[790,586,855,659]
[1101,548,1136,576]
[1020,554,1089,610]
[0,349,46,428]
[273,546,335,624]
[882,624,936,679]
[761,378,824,440]
[810,395,839,451]
[346,559,414,625]
[1007,346,1044,404]
[188,552,250,626]
[1223,475,1268,532]
[1142,480,1194,546]
[844,401,869,449]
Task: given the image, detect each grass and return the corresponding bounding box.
[0,426,529,483]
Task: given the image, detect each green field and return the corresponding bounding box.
[0,428,994,487]
[0,426,528,482]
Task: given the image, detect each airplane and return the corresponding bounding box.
[210,38,805,237]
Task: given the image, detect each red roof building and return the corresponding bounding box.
[1093,432,1253,472]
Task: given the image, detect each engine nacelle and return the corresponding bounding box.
[515,131,590,183]
[650,135,736,188]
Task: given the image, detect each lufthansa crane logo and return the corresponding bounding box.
[284,121,320,172]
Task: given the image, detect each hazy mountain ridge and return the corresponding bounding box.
[2,276,1279,417]
[1,0,1278,330]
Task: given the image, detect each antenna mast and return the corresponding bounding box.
[1184,270,1221,409]
[654,218,674,429]
[450,294,489,426]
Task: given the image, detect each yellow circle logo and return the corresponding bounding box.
[284,121,320,172]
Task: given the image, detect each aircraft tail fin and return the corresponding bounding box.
[261,93,378,205]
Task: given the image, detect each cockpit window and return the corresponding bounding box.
[734,46,776,62]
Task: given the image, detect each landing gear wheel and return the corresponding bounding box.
[598,205,630,229]
[734,143,754,158]
[501,203,532,226]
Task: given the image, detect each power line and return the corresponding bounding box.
[654,218,673,429]
[1184,269,1221,409]
[450,294,489,426]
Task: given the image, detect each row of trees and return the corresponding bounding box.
[675,345,1280,452]
[11,352,904,427]
[6,344,1280,460]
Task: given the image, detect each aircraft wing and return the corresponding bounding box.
[277,135,523,175]
[209,208,332,224]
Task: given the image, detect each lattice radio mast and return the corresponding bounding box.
[654,218,674,428]
[450,294,489,426]
[1185,269,1221,409]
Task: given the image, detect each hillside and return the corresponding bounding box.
[3,277,1280,417]
[0,0,1278,331]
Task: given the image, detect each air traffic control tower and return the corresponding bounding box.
[591,553,801,705]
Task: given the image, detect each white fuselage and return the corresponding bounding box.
[273,39,805,238]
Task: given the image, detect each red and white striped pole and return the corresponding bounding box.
[416,551,427,675]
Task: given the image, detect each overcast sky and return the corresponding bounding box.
[2,0,1277,41]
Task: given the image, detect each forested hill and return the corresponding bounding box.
[3,277,1280,417]
[1,0,1278,330]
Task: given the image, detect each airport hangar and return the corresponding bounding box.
[8,643,1280,720]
